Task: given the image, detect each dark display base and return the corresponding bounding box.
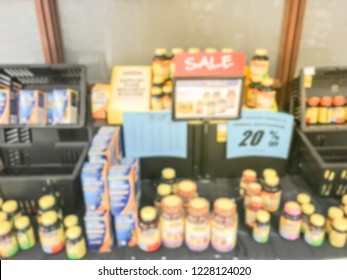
[3,175,347,260]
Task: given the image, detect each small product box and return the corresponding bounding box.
[9,89,19,124]
[84,210,113,252]
[46,91,54,125]
[81,162,110,213]
[52,89,78,125]
[120,158,141,196]
[19,90,46,125]
[0,88,10,125]
[91,84,110,119]
[113,211,138,247]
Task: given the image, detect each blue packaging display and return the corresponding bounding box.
[120,158,141,196]
[19,90,46,125]
[114,213,137,247]
[46,91,54,125]
[52,89,78,124]
[10,90,18,124]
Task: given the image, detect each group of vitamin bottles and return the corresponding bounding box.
[151,47,234,111]
[305,95,347,125]
[138,167,238,253]
[247,49,276,111]
[0,195,87,259]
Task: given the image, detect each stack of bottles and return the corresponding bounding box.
[0,88,79,125]
[305,95,347,125]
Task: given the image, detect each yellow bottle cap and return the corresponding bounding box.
[151,87,162,95]
[38,195,56,210]
[190,197,209,210]
[155,48,167,56]
[297,193,311,205]
[161,195,183,208]
[256,210,270,223]
[0,221,12,236]
[157,183,172,196]
[162,86,172,94]
[255,49,267,56]
[2,200,18,214]
[41,211,58,227]
[263,168,277,178]
[171,48,183,55]
[342,194,347,206]
[178,180,197,192]
[15,215,30,230]
[327,206,344,220]
[333,218,347,232]
[222,48,233,53]
[242,169,257,180]
[261,78,273,87]
[188,48,200,54]
[214,198,236,212]
[162,168,176,180]
[153,76,164,84]
[301,203,315,215]
[64,215,78,228]
[66,226,82,240]
[140,206,157,222]
[0,211,8,222]
[310,214,325,227]
[265,175,279,187]
[205,48,217,53]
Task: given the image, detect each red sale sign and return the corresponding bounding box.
[173,52,246,78]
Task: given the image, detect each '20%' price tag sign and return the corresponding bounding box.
[226,110,294,159]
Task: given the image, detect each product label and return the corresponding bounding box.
[151,97,163,110]
[138,224,161,252]
[279,216,301,240]
[245,208,257,228]
[0,235,19,257]
[185,218,210,251]
[262,191,281,212]
[211,216,237,252]
[66,238,87,260]
[17,228,35,250]
[306,107,319,124]
[246,87,257,108]
[250,60,269,80]
[161,216,184,248]
[333,107,345,123]
[39,227,65,254]
[304,226,325,246]
[329,230,347,248]
[256,91,275,110]
[253,223,270,243]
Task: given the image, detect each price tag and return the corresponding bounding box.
[226,110,294,159]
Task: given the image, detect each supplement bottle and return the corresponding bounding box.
[326,206,344,234]
[161,167,177,193]
[0,211,7,223]
[0,221,19,258]
[15,215,36,250]
[151,88,163,110]
[211,198,238,252]
[154,183,172,210]
[162,85,172,110]
[253,210,271,243]
[329,218,347,248]
[304,214,325,247]
[38,195,62,223]
[301,203,315,234]
[39,210,65,254]
[250,49,269,80]
[332,96,345,123]
[263,168,277,179]
[177,180,198,208]
[261,176,281,213]
[185,198,210,252]
[138,206,161,252]
[247,76,262,108]
[279,201,302,241]
[64,214,79,229]
[2,200,21,225]
[318,96,333,124]
[65,226,87,260]
[305,97,320,124]
[161,195,184,248]
[152,48,169,81]
[244,182,262,209]
[169,48,183,79]
[297,193,311,207]
[256,78,276,111]
[240,169,257,195]
[245,196,263,228]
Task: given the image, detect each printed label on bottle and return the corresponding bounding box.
[333,107,345,123]
[151,98,163,110]
[253,224,270,243]
[246,88,257,108]
[0,235,19,257]
[161,218,184,248]
[262,192,281,212]
[138,226,161,252]
[279,216,301,240]
[17,228,35,250]
[250,60,269,80]
[257,91,275,110]
[245,208,257,227]
[39,228,65,254]
[211,219,237,252]
[67,238,87,260]
[304,227,325,246]
[329,230,347,248]
[305,107,318,124]
[185,220,210,252]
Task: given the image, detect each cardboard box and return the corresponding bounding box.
[113,211,138,247]
[52,89,78,124]
[19,90,46,125]
[91,84,110,119]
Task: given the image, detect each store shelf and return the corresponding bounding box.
[4,175,347,260]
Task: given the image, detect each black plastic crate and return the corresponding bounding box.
[0,64,87,128]
[296,128,347,197]
[0,142,88,215]
[293,66,347,133]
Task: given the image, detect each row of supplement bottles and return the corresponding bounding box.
[0,196,86,259]
[306,95,347,125]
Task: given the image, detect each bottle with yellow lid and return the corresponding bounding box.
[154,183,172,210]
[65,226,87,260]
[161,167,177,193]
[332,96,345,123]
[0,221,19,257]
[244,182,262,209]
[253,210,271,243]
[261,175,281,213]
[326,206,344,234]
[205,48,217,53]
[177,180,198,208]
[0,211,7,223]
[221,48,233,53]
[64,215,79,229]
[38,194,62,223]
[169,48,183,79]
[318,96,333,124]
[152,76,165,89]
[305,97,320,124]
[161,195,184,248]
[211,198,238,252]
[247,76,262,108]
[301,203,315,234]
[162,85,172,110]
[245,196,263,228]
[39,210,65,254]
[297,193,311,206]
[153,48,169,81]
[329,218,347,248]
[256,78,276,111]
[279,201,302,240]
[151,87,163,110]
[250,49,269,80]
[240,169,257,195]
[138,206,161,252]
[188,47,200,54]
[263,168,278,179]
[304,214,325,247]
[2,200,21,225]
[15,215,35,250]
[185,198,210,252]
